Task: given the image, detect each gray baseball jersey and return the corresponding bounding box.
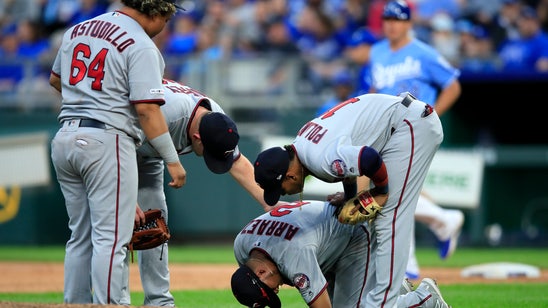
[134,79,240,305]
[234,200,368,306]
[234,201,450,308]
[52,11,166,143]
[291,93,444,307]
[294,93,405,183]
[50,11,167,305]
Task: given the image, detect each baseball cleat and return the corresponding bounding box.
[438,210,464,259]
[417,278,450,308]
[399,277,414,295]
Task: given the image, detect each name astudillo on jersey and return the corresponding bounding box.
[70,19,135,53]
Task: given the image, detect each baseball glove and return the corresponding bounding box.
[130,209,170,255]
[335,190,383,225]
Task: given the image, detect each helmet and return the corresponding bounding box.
[382,0,411,21]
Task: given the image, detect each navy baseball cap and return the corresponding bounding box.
[199,112,240,174]
[254,147,290,206]
[231,265,281,308]
[382,0,411,21]
[347,27,377,47]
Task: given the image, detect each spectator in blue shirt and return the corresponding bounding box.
[459,25,501,73]
[315,69,355,116]
[498,5,548,72]
[293,6,347,92]
[343,26,378,95]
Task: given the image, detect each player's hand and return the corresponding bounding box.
[327,191,345,206]
[166,161,186,188]
[135,205,146,228]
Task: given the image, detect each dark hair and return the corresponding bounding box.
[122,0,177,17]
[283,144,296,160]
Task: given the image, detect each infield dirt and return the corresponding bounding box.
[2,262,548,292]
[1,262,547,307]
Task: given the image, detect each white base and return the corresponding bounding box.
[461,262,540,279]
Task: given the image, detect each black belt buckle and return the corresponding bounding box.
[79,119,106,129]
[399,92,416,107]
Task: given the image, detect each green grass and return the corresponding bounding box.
[447,284,548,307]
[2,245,546,268]
[0,245,547,307]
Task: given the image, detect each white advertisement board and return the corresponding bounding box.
[422,150,484,209]
[0,132,51,187]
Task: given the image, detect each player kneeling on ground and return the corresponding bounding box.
[230,200,451,308]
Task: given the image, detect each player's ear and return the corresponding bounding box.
[257,268,268,277]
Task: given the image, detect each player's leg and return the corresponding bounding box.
[51,131,93,303]
[415,193,464,259]
[362,126,420,307]
[330,225,369,307]
[364,103,443,307]
[137,156,174,306]
[85,130,137,304]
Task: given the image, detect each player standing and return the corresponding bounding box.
[49,0,185,304]
[134,79,280,305]
[254,91,443,307]
[368,0,464,280]
[231,200,451,308]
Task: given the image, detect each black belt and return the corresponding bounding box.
[77,119,106,129]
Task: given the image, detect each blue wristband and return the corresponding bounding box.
[374,185,389,195]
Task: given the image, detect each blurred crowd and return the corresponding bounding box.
[1,0,548,105]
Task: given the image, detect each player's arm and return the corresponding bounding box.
[229,154,277,212]
[434,79,461,117]
[135,102,186,188]
[308,289,332,308]
[356,175,370,191]
[335,175,371,206]
[49,73,61,93]
[358,146,388,194]
[342,177,357,201]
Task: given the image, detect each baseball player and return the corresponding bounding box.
[231,200,451,308]
[49,0,185,304]
[134,78,279,306]
[253,92,443,307]
[368,0,464,279]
